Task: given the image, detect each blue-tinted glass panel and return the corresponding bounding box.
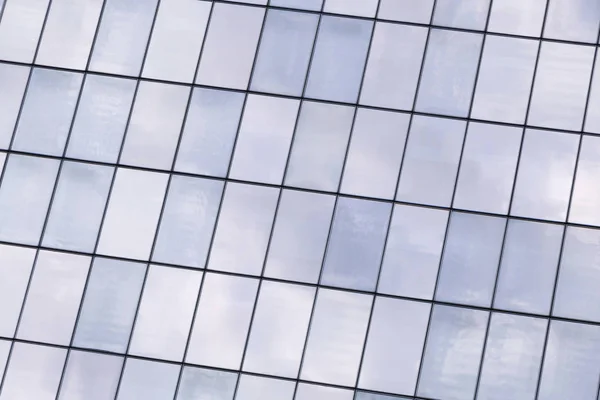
[544,0,600,43]
[117,358,179,400]
[433,0,490,30]
[488,0,546,36]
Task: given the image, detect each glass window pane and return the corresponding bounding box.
[378,0,434,23]
[36,0,103,69]
[454,123,522,214]
[90,0,159,75]
[59,351,123,400]
[97,168,168,260]
[13,68,83,156]
[142,0,211,82]
[528,42,595,131]
[538,321,600,400]
[321,197,391,291]
[175,88,245,177]
[471,36,538,124]
[0,244,36,337]
[341,108,410,199]
[236,375,295,400]
[270,0,322,11]
[176,367,237,400]
[0,343,66,400]
[0,63,29,149]
[323,0,378,17]
[356,394,412,400]
[120,81,189,170]
[243,281,315,377]
[264,190,335,284]
[477,313,547,400]
[305,15,373,103]
[208,183,278,276]
[0,340,10,381]
[359,298,431,395]
[488,0,546,36]
[415,29,483,117]
[360,23,427,110]
[511,129,579,221]
[436,212,505,307]
[301,289,372,386]
[494,220,563,315]
[196,3,264,90]
[17,251,89,345]
[186,273,258,369]
[229,95,299,184]
[433,0,490,30]
[251,10,318,96]
[396,116,466,207]
[570,136,600,226]
[153,176,223,268]
[117,358,179,400]
[73,258,146,353]
[66,75,136,163]
[0,0,50,63]
[544,0,600,43]
[378,204,448,300]
[296,383,354,400]
[285,101,354,191]
[0,155,59,245]
[586,60,600,134]
[417,305,488,400]
[43,162,114,252]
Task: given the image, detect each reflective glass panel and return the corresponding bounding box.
[295,384,354,400]
[0,340,10,381]
[544,0,600,43]
[0,63,29,149]
[59,351,123,400]
[570,135,600,226]
[236,375,295,400]
[433,0,490,30]
[0,0,50,63]
[177,367,237,400]
[378,0,434,23]
[117,358,179,400]
[323,0,378,17]
[270,0,322,10]
[488,0,546,36]
[586,60,600,134]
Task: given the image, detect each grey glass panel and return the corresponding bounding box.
[436,213,505,307]
[36,0,103,69]
[73,258,146,353]
[0,244,36,337]
[13,68,83,156]
[251,10,318,96]
[59,351,123,400]
[229,95,299,184]
[321,197,391,291]
[196,3,264,90]
[586,60,600,134]
[301,289,372,386]
[90,0,159,75]
[177,367,237,400]
[270,0,322,11]
[285,101,354,191]
[494,220,563,315]
[433,0,490,29]
[341,109,410,199]
[356,394,412,400]
[43,162,114,252]
[97,168,168,260]
[511,129,579,221]
[538,321,600,400]
[130,266,201,361]
[415,29,483,117]
[360,23,427,110]
[0,155,59,245]
[153,176,222,268]
[477,313,547,400]
[378,205,448,300]
[295,384,354,400]
[0,63,29,149]
[396,116,466,207]
[378,0,434,23]
[570,136,600,226]
[0,343,66,400]
[544,0,600,43]
[528,42,595,131]
[305,16,372,103]
[208,183,278,275]
[417,305,488,400]
[186,273,258,369]
[120,82,190,169]
[0,0,50,63]
[142,0,211,82]
[0,340,9,381]
[236,375,294,400]
[471,36,538,124]
[117,358,179,400]
[175,88,245,177]
[243,281,315,377]
[264,190,333,284]
[454,123,522,214]
[17,251,89,345]
[488,0,546,36]
[323,0,378,17]
[359,298,431,395]
[554,227,600,322]
[67,75,136,163]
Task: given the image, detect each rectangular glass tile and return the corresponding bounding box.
[236,375,295,400]
[0,340,9,382]
[270,0,322,11]
[570,135,600,226]
[544,0,600,43]
[177,367,237,400]
[117,358,179,400]
[586,59,600,134]
[488,0,546,36]
[356,394,412,400]
[196,3,264,90]
[305,16,373,103]
[433,0,490,30]
[377,0,434,23]
[0,63,29,149]
[323,0,378,17]
[0,0,50,63]
[59,351,123,400]
[296,384,354,400]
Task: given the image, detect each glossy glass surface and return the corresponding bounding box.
[586,60,600,134]
[433,0,490,30]
[544,0,600,43]
[570,135,600,226]
[324,0,378,17]
[296,384,354,400]
[488,0,546,36]
[0,63,29,149]
[176,367,237,400]
[117,358,179,400]
[378,0,434,23]
[58,351,123,400]
[0,0,50,63]
[236,375,295,400]
[270,0,322,10]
